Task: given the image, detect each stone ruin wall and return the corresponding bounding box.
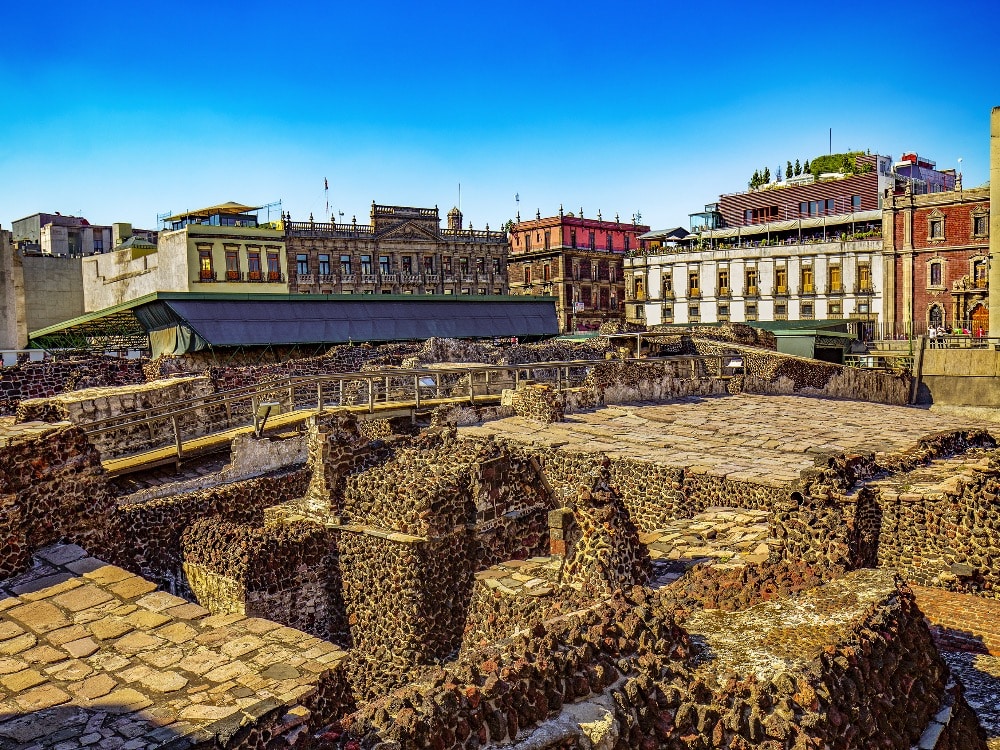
[15,375,232,459]
[111,467,311,588]
[0,422,115,578]
[327,570,985,750]
[690,338,912,405]
[180,517,341,641]
[877,451,1000,595]
[776,429,998,578]
[0,354,147,415]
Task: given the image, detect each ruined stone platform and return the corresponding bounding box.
[643,507,772,567]
[460,394,995,487]
[0,545,346,750]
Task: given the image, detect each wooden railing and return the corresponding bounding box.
[83,356,727,463]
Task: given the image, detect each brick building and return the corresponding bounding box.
[882,182,990,335]
[690,152,954,232]
[283,204,508,296]
[507,209,649,332]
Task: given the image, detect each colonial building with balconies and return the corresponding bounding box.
[283,203,508,297]
[625,212,884,339]
[506,208,649,332]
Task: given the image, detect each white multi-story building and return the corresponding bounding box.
[625,215,883,339]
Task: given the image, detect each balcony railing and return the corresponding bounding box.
[400,273,422,284]
[199,269,217,281]
[340,274,357,284]
[380,273,398,283]
[297,273,316,286]
[424,274,441,283]
[248,271,264,282]
[801,284,815,295]
[361,274,378,284]
[855,284,874,294]
[717,287,730,298]
[225,270,243,282]
[827,284,844,295]
[319,273,337,285]
[267,271,285,282]
[461,274,476,283]
[745,286,759,297]
[775,286,788,296]
[688,288,701,298]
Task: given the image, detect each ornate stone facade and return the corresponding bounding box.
[283,203,508,296]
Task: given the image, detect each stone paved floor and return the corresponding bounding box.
[0,545,345,750]
[643,507,772,568]
[460,394,996,487]
[913,586,1000,748]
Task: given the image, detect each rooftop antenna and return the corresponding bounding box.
[515,192,520,215]
[324,178,329,218]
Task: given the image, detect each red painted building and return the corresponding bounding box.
[507,209,649,332]
[882,183,990,334]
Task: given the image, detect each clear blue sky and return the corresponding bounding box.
[1,0,996,232]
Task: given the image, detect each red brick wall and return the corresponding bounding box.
[889,194,989,328]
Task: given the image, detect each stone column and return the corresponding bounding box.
[990,107,1000,335]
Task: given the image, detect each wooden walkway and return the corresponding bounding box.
[102,394,499,476]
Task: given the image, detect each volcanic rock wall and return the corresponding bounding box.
[558,464,651,596]
[876,449,1000,595]
[0,421,114,577]
[180,517,341,640]
[0,355,147,415]
[691,338,912,405]
[110,467,310,587]
[338,527,477,699]
[327,570,985,750]
[15,375,227,458]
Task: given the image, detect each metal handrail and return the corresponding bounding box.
[82,355,725,440]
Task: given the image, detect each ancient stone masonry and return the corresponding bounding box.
[320,570,986,750]
[775,429,997,574]
[0,422,115,579]
[507,382,566,424]
[690,337,913,405]
[111,467,310,587]
[874,448,1000,596]
[651,322,779,350]
[180,518,340,640]
[0,355,147,415]
[16,375,229,459]
[558,462,651,596]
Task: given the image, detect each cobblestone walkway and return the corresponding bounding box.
[0,545,345,750]
[913,586,1000,748]
[461,395,995,487]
